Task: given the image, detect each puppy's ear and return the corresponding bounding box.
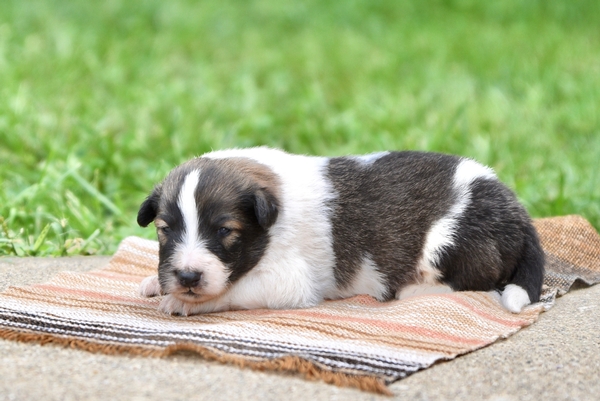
[253,187,279,229]
[137,186,161,227]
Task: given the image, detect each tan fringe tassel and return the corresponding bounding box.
[0,328,393,396]
[163,342,393,395]
[0,328,164,357]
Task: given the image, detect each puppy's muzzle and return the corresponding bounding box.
[176,270,202,288]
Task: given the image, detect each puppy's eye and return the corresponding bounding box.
[217,227,232,238]
[158,226,171,235]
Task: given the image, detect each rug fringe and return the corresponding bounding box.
[0,328,164,357]
[0,328,392,396]
[163,342,393,395]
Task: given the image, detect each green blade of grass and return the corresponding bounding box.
[66,169,123,218]
[32,223,52,254]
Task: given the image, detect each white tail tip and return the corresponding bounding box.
[501,284,531,313]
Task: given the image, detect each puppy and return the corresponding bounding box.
[137,147,544,316]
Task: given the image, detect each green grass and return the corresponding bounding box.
[1,0,599,256]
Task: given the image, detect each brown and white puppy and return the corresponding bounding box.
[137,147,545,316]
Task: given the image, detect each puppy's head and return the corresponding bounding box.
[137,157,281,304]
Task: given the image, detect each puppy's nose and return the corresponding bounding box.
[176,271,202,288]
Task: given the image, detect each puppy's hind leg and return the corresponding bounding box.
[396,282,454,300]
[396,259,454,301]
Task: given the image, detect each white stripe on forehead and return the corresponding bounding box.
[178,169,201,251]
[171,168,229,292]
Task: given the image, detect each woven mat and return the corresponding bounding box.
[1,215,599,395]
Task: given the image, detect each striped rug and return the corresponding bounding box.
[1,215,599,394]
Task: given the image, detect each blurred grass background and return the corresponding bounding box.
[1,0,599,256]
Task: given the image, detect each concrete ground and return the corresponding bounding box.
[0,256,599,401]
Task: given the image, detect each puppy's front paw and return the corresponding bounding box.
[139,275,162,297]
[159,294,195,316]
[158,294,230,316]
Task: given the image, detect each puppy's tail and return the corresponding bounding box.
[501,222,545,313]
